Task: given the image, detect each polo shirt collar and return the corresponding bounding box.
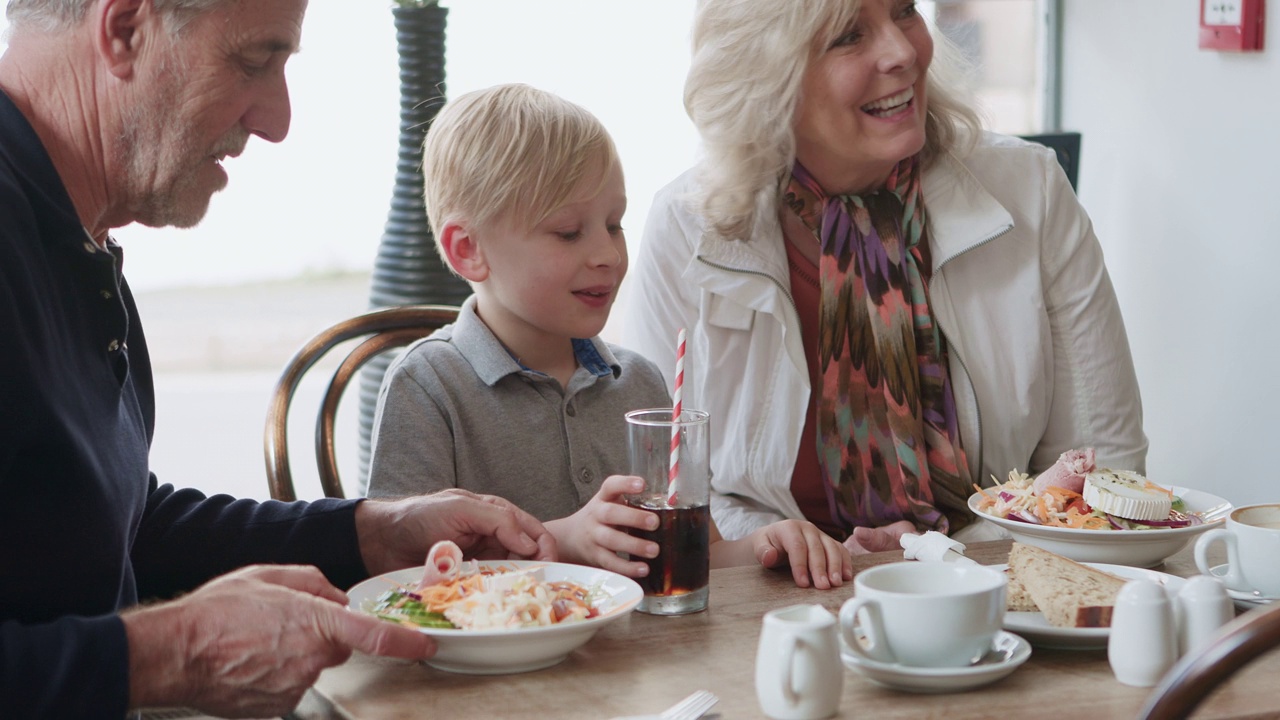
[451,295,622,387]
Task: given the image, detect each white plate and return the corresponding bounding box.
[968,486,1232,567]
[841,630,1031,693]
[348,560,642,674]
[1208,564,1280,610]
[997,563,1185,649]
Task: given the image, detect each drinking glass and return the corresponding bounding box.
[624,408,711,615]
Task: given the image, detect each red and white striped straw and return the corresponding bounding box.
[667,328,686,506]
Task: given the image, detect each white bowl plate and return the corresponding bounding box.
[348,560,642,675]
[968,486,1232,567]
[996,563,1186,649]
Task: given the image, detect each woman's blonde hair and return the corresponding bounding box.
[684,0,981,241]
[422,83,619,257]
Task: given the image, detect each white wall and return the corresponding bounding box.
[1062,1,1280,505]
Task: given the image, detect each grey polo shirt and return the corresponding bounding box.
[367,296,672,521]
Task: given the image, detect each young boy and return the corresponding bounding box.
[367,84,850,589]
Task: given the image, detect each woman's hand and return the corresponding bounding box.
[746,520,853,589]
[843,520,918,555]
[544,475,658,578]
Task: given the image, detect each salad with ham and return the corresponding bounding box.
[365,541,605,631]
[974,448,1205,531]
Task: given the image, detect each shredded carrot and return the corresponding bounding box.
[1043,486,1083,502]
[1035,496,1050,522]
[973,483,994,500]
[1144,480,1174,498]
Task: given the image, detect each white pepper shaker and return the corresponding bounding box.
[1108,579,1178,687]
[1176,575,1235,657]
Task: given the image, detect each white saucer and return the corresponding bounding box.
[1209,564,1280,609]
[841,630,1031,694]
[997,563,1185,650]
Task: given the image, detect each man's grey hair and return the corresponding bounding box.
[6,0,229,34]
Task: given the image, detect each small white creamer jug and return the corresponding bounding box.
[755,604,842,720]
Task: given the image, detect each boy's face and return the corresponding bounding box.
[473,161,628,356]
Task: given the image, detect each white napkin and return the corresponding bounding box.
[899,531,976,564]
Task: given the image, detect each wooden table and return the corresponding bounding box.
[295,541,1280,719]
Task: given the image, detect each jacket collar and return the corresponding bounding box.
[686,149,1015,291]
[921,149,1015,272]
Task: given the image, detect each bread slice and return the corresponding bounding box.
[1004,568,1040,612]
[1007,542,1127,628]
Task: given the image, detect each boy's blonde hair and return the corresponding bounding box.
[422,83,619,259]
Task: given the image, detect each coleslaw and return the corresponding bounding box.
[366,565,607,631]
[974,470,1203,531]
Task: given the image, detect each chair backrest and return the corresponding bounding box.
[1019,131,1082,191]
[1136,601,1280,720]
[264,304,460,501]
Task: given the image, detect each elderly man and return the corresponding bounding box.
[0,0,557,717]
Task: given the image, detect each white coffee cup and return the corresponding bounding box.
[1194,503,1280,597]
[839,562,1007,668]
[755,604,842,720]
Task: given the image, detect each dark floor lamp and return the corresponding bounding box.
[358,1,470,493]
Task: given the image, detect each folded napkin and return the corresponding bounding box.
[899,531,976,564]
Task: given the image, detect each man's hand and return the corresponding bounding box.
[124,565,433,717]
[843,520,918,555]
[355,489,558,576]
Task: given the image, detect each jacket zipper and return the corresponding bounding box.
[929,223,1014,486]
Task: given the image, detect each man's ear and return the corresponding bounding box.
[439,221,489,283]
[96,0,151,80]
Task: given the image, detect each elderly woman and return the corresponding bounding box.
[624,0,1147,553]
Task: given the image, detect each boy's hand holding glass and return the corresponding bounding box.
[545,475,660,578]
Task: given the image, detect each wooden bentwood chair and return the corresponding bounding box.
[1136,601,1280,719]
[263,304,460,501]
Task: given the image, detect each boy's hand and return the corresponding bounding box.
[544,475,659,578]
[749,520,853,590]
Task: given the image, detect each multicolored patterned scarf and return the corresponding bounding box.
[783,156,971,534]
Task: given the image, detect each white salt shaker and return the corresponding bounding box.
[1108,579,1178,687]
[1175,575,1234,657]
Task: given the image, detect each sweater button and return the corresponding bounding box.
[579,467,593,484]
[107,339,120,352]
[566,404,576,417]
[100,289,113,300]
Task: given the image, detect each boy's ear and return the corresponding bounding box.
[96,0,152,80]
[439,221,489,283]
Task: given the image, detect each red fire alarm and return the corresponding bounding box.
[1200,0,1265,51]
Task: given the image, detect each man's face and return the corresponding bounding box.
[116,0,307,229]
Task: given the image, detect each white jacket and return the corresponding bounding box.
[623,133,1147,541]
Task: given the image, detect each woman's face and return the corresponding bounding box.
[792,0,933,195]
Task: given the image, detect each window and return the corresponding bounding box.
[922,0,1060,134]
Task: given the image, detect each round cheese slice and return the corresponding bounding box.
[1082,470,1172,522]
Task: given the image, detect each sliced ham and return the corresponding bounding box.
[417,540,464,589]
[1031,447,1096,496]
